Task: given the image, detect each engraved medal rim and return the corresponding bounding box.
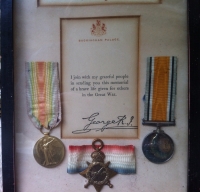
[142,131,174,164]
[33,135,65,168]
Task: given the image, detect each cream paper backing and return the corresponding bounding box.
[14,0,188,191]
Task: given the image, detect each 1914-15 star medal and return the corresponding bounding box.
[79,139,117,192]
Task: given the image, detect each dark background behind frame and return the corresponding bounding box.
[188,0,200,191]
[0,0,199,191]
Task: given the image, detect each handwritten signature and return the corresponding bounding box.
[72,112,137,134]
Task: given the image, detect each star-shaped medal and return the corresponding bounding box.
[80,139,117,192]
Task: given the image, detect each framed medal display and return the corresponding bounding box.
[1,0,199,191]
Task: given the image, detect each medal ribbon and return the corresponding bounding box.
[144,56,177,122]
[26,62,61,129]
[67,145,135,174]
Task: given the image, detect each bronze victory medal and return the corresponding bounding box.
[33,135,65,168]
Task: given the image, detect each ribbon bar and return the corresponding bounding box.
[67,145,135,175]
[144,56,177,122]
[25,62,61,129]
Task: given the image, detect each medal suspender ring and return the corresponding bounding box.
[92,138,104,151]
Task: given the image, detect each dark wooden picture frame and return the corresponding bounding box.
[1,0,199,191]
[1,1,15,191]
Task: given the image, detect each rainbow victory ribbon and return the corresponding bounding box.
[25,62,61,130]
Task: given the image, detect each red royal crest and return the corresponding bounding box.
[91,20,107,36]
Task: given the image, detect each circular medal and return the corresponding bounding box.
[142,130,174,164]
[33,135,65,168]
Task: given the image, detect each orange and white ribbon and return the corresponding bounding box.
[144,57,177,122]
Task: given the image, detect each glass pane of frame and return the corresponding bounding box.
[2,0,200,191]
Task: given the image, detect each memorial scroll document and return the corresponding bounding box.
[61,17,139,138]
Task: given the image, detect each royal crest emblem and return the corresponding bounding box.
[91,20,107,37]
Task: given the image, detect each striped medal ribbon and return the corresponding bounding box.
[67,144,136,175]
[142,56,177,164]
[26,62,65,168]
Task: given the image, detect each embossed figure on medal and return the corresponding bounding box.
[26,62,65,168]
